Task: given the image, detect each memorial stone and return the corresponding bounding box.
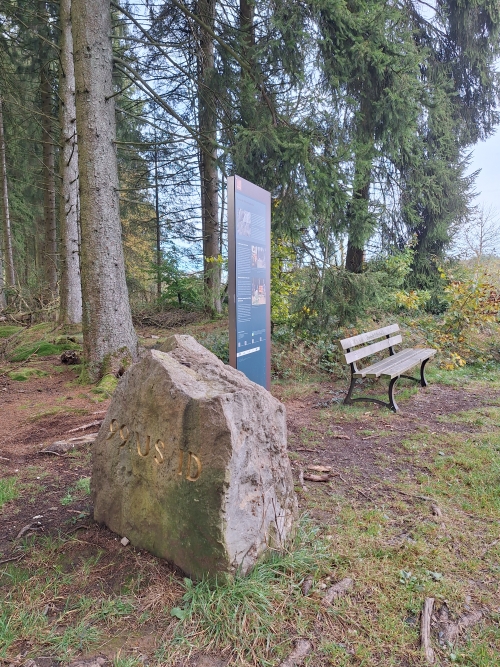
[92,335,297,579]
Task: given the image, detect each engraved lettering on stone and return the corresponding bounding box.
[186,452,202,481]
[136,432,151,457]
[106,419,201,473]
[119,425,129,446]
[177,449,184,475]
[154,439,165,465]
[107,419,129,446]
[92,336,297,579]
[177,449,202,480]
[106,419,119,439]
